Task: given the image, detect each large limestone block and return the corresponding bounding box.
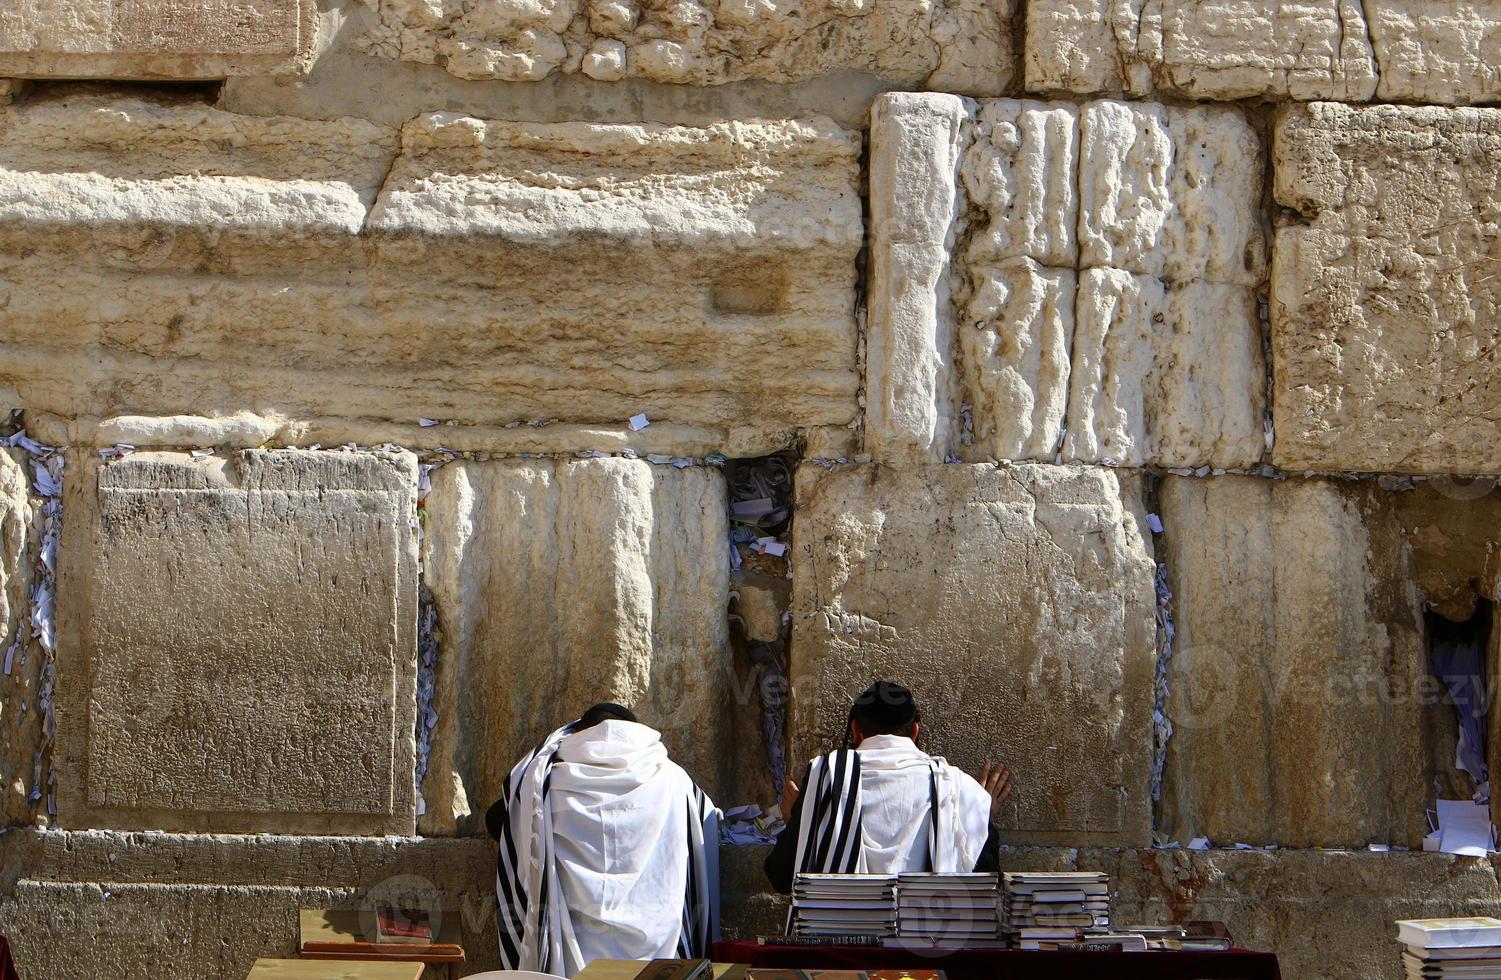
[54,450,419,835]
[358,0,1015,95]
[1272,103,1501,474]
[1026,0,1378,100]
[789,463,1158,847]
[1096,848,1501,980]
[0,97,861,454]
[1392,483,1501,622]
[0,829,501,980]
[0,94,398,240]
[865,93,967,464]
[421,457,735,835]
[1026,0,1500,105]
[1157,476,1438,849]
[0,449,39,826]
[871,94,1266,467]
[1370,3,1501,105]
[0,0,315,79]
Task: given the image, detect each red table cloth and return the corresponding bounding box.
[0,936,18,980]
[711,940,1281,980]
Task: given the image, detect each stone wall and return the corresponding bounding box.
[0,2,1499,978]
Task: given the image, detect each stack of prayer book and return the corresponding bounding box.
[1002,871,1111,949]
[893,872,1002,947]
[1397,917,1501,978]
[790,873,897,941]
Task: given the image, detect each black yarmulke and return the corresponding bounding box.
[851,680,918,728]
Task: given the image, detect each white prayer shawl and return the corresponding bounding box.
[792,735,990,876]
[495,720,720,978]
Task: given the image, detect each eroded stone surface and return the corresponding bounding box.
[789,462,1157,847]
[1392,483,1501,622]
[420,457,735,835]
[356,0,1015,94]
[0,449,39,827]
[55,450,419,835]
[1098,848,1501,980]
[0,96,861,455]
[1272,103,1501,474]
[1026,0,1501,105]
[0,829,501,979]
[1157,475,1439,849]
[0,0,314,79]
[946,98,1267,467]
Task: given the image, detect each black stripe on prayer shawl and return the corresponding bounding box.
[534,761,559,974]
[926,766,941,869]
[495,737,567,971]
[811,751,847,868]
[830,751,862,872]
[679,787,701,957]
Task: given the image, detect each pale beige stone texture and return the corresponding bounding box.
[0,829,502,979]
[359,0,1016,95]
[0,449,39,827]
[1027,0,1501,105]
[936,98,1267,468]
[0,0,315,79]
[1369,2,1501,104]
[54,450,419,835]
[955,99,1078,463]
[1157,475,1438,849]
[420,457,734,835]
[1096,848,1501,980]
[866,92,966,464]
[1066,271,1265,468]
[0,97,861,455]
[789,462,1157,847]
[1272,102,1501,474]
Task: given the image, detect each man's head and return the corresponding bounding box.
[846,681,920,747]
[576,702,637,730]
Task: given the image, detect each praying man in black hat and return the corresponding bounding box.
[764,681,1011,892]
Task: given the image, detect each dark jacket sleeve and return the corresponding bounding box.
[763,763,813,894]
[485,794,508,842]
[972,820,1002,873]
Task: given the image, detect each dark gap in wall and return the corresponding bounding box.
[20,78,223,106]
[724,452,796,822]
[1426,602,1494,810]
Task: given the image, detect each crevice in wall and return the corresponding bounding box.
[724,452,795,837]
[0,422,61,829]
[1427,603,1494,806]
[18,78,223,106]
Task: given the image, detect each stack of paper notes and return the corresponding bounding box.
[893,872,1002,947]
[1002,871,1111,949]
[790,874,897,940]
[1397,917,1501,978]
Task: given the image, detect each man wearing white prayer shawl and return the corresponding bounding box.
[764,681,1012,891]
[486,703,721,977]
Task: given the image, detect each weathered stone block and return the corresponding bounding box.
[872,95,1267,468]
[1393,482,1501,622]
[0,97,861,455]
[1095,848,1501,980]
[866,92,966,464]
[358,0,1016,95]
[789,462,1157,847]
[1272,103,1501,474]
[420,457,735,835]
[55,450,419,835]
[1157,475,1439,849]
[0,0,314,79]
[0,829,501,980]
[0,448,39,827]
[1026,0,1501,105]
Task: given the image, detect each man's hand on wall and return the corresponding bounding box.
[979,761,1012,818]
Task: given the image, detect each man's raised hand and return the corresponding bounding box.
[979,761,1012,818]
